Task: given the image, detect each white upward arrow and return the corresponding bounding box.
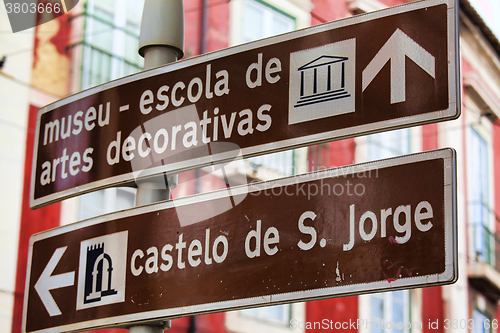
[362,28,436,104]
[34,247,75,317]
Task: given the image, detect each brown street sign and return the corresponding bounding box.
[23,149,457,333]
[30,0,459,208]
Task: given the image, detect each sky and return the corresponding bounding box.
[468,0,500,40]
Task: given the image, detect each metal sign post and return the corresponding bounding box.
[133,0,184,332]
[135,0,184,208]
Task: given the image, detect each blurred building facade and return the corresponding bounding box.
[1,0,500,332]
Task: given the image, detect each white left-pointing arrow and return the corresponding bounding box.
[34,247,75,316]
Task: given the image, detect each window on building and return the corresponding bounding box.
[234,0,296,325]
[242,0,295,43]
[365,129,410,162]
[227,302,304,333]
[240,304,291,326]
[72,0,145,90]
[79,187,136,220]
[241,0,296,176]
[250,150,295,176]
[468,127,491,263]
[361,129,411,333]
[74,0,143,220]
[366,290,410,333]
[473,309,492,333]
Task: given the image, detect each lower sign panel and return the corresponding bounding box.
[24,149,457,333]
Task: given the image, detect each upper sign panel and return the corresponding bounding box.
[31,0,459,208]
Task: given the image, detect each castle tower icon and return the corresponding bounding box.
[84,243,118,304]
[77,231,127,310]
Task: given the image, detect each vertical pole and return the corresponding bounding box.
[200,0,209,54]
[135,0,184,207]
[132,0,184,331]
[136,0,184,202]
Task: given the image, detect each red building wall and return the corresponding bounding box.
[306,297,359,332]
[311,0,351,25]
[11,9,71,332]
[11,106,62,333]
